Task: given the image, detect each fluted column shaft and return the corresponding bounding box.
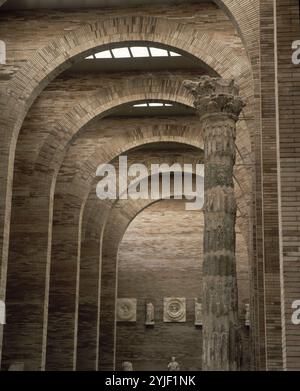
[184,76,245,371]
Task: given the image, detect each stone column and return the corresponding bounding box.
[184,76,245,371]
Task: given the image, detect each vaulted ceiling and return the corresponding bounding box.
[2,0,213,10]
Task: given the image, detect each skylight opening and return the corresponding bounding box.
[111,47,131,58]
[148,102,164,107]
[85,46,182,60]
[130,46,150,58]
[95,50,112,59]
[149,47,169,57]
[133,102,174,108]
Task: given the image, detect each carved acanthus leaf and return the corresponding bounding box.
[183,76,245,119]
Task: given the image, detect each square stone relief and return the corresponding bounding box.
[116,298,137,322]
[163,298,186,322]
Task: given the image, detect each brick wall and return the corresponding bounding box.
[276,0,300,371]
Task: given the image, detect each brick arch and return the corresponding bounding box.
[33,77,251,180]
[0,1,259,60]
[41,101,251,369]
[76,149,249,370]
[99,175,206,371]
[214,0,259,57]
[0,14,254,309]
[33,81,198,175]
[3,60,252,366]
[5,76,251,330]
[47,148,204,371]
[78,137,248,258]
[55,118,249,239]
[99,174,250,370]
[5,15,252,110]
[4,131,202,371]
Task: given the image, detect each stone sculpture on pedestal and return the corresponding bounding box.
[245,303,250,327]
[145,302,155,326]
[122,361,133,371]
[195,299,203,326]
[167,357,180,371]
[0,300,5,325]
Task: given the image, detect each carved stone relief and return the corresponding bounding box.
[117,298,137,322]
[164,298,186,323]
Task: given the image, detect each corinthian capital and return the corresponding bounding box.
[183,75,245,120]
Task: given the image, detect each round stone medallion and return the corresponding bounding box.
[164,298,186,322]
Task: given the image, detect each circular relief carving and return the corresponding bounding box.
[164,298,186,322]
[117,298,137,322]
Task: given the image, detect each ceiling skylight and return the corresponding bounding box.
[148,102,164,107]
[94,50,112,59]
[149,47,168,57]
[133,102,174,108]
[130,46,150,57]
[85,46,182,60]
[111,47,131,58]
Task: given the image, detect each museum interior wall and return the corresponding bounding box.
[0,0,299,371]
[116,199,250,371]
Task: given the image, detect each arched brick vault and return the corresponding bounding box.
[4,112,251,371]
[9,74,252,267]
[0,1,259,67]
[54,150,248,372]
[77,157,251,371]
[0,0,283,372]
[49,142,251,370]
[8,75,252,302]
[0,3,259,367]
[4,124,202,370]
[33,76,252,181]
[3,68,253,369]
[100,187,206,371]
[50,127,250,372]
[0,12,256,307]
[47,152,207,371]
[98,180,250,371]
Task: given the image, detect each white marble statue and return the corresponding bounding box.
[0,300,5,325]
[245,303,250,326]
[195,299,203,326]
[145,302,155,325]
[167,356,180,371]
[122,361,133,371]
